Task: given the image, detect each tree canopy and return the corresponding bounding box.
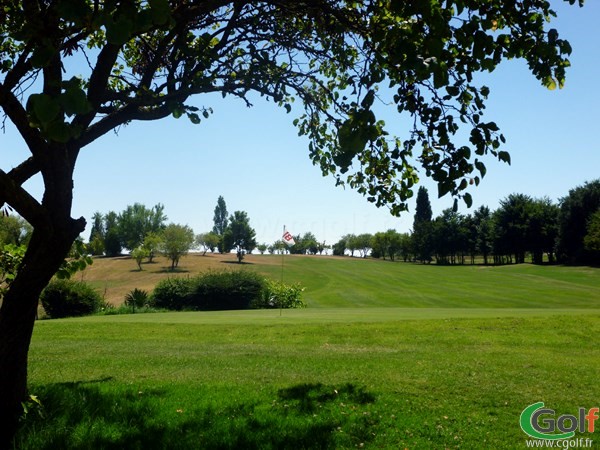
[0,0,584,445]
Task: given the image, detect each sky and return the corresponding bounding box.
[2,1,599,247]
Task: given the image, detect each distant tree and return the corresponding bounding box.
[87,236,105,257]
[354,233,373,258]
[473,206,493,265]
[196,232,220,256]
[583,210,600,260]
[316,241,329,255]
[332,238,348,257]
[494,194,534,264]
[271,240,286,255]
[302,232,319,255]
[103,212,122,257]
[398,233,413,262]
[131,247,149,271]
[88,212,105,243]
[142,232,163,263]
[557,180,600,264]
[212,196,229,253]
[432,209,467,265]
[0,215,31,247]
[344,234,359,257]
[413,187,433,263]
[223,211,257,263]
[118,203,167,251]
[257,244,268,255]
[528,198,559,264]
[161,224,195,270]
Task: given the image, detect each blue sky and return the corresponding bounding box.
[3,1,599,247]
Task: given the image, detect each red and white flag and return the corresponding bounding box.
[282,229,295,246]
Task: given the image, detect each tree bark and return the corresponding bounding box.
[0,219,84,448]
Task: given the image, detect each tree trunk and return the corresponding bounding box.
[0,220,83,448]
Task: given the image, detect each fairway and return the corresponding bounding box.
[17,258,600,449]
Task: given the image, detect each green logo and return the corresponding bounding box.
[520,402,599,440]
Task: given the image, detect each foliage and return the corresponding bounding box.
[0,215,31,247]
[412,187,434,263]
[40,280,104,319]
[124,288,150,313]
[55,239,93,280]
[583,210,600,257]
[0,244,26,297]
[142,232,163,263]
[191,270,266,311]
[557,179,600,265]
[150,277,193,311]
[103,211,123,257]
[88,212,105,247]
[160,224,195,270]
[251,280,306,309]
[118,203,167,251]
[87,235,105,257]
[223,211,257,263]
[130,247,149,271]
[196,232,220,256]
[212,196,229,238]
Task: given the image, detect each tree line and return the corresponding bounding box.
[330,180,600,266]
[84,196,257,267]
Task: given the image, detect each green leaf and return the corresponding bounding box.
[498,151,511,165]
[149,0,172,25]
[463,192,473,208]
[61,86,92,116]
[28,94,60,125]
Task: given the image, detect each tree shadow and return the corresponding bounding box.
[15,381,378,449]
[157,267,190,273]
[220,260,254,265]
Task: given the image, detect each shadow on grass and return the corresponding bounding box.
[220,260,254,265]
[15,381,378,449]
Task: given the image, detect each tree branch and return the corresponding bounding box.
[0,169,45,229]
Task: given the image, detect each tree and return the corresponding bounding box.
[256,244,268,255]
[0,215,31,247]
[528,198,559,264]
[223,211,257,263]
[473,206,493,265]
[0,0,582,443]
[103,211,122,257]
[494,194,534,264]
[118,203,167,251]
[196,232,220,256]
[212,196,229,253]
[583,210,600,262]
[413,187,433,263]
[142,232,163,263]
[557,180,600,264]
[87,212,105,256]
[160,224,195,270]
[130,247,149,271]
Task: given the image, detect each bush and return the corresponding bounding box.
[191,270,265,310]
[150,277,193,310]
[251,280,306,309]
[124,288,149,312]
[40,279,104,318]
[149,271,305,311]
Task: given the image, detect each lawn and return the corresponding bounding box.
[15,257,600,449]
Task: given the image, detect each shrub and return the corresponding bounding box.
[150,277,193,310]
[124,288,149,312]
[191,270,265,310]
[40,280,104,318]
[251,280,306,309]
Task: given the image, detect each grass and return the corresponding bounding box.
[15,256,600,448]
[81,253,600,309]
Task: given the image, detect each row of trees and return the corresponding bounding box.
[86,197,258,266]
[329,180,600,265]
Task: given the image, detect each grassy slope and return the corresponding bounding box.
[83,253,600,310]
[17,257,600,448]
